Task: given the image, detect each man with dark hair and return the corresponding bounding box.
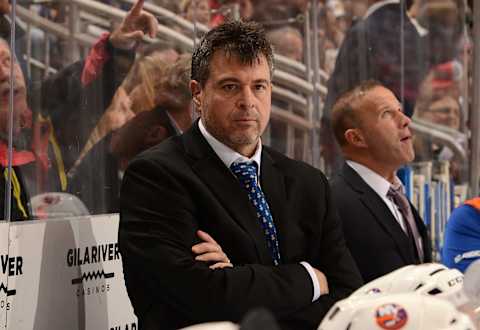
[119,20,362,330]
[329,80,432,283]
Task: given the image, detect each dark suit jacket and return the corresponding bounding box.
[119,122,363,330]
[324,2,428,118]
[330,163,432,284]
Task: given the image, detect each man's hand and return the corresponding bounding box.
[313,268,329,295]
[109,0,158,50]
[192,230,233,270]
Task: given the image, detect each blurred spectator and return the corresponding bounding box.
[412,57,466,182]
[443,197,480,273]
[416,95,461,130]
[415,0,465,67]
[325,0,347,48]
[319,0,349,74]
[211,0,253,23]
[325,0,427,119]
[0,0,29,80]
[342,0,369,26]
[251,3,302,31]
[224,0,254,20]
[180,0,211,26]
[39,1,67,70]
[256,0,309,14]
[67,53,192,213]
[266,26,303,62]
[138,40,181,75]
[0,0,157,220]
[148,0,180,13]
[321,0,429,172]
[414,92,464,182]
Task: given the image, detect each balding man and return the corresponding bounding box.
[329,80,432,283]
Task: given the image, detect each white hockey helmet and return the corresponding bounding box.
[351,263,464,301]
[30,192,90,219]
[318,293,475,330]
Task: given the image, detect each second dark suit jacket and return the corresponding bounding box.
[119,122,363,330]
[330,163,432,284]
[324,2,427,118]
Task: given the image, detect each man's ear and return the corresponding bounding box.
[344,128,367,148]
[190,80,203,113]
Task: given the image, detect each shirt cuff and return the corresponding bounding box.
[300,261,321,302]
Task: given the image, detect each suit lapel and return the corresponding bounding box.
[183,123,273,264]
[260,149,288,260]
[341,164,413,264]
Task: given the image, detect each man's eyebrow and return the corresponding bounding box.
[216,77,240,85]
[380,102,402,110]
[215,78,271,85]
[252,79,270,84]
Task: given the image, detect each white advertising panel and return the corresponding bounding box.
[2,214,137,330]
[0,221,10,329]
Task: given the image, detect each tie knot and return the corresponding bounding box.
[230,162,258,185]
[387,184,410,211]
[387,183,403,198]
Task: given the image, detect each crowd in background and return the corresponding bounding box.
[0,0,473,216]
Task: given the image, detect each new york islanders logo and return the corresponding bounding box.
[375,303,408,329]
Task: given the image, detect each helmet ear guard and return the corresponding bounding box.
[318,293,475,330]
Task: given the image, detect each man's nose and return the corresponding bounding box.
[236,86,255,110]
[399,111,411,127]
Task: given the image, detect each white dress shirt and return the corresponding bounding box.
[199,119,321,301]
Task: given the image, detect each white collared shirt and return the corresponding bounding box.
[346,160,407,232]
[198,119,321,301]
[199,119,262,176]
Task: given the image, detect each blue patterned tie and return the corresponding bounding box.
[230,161,281,265]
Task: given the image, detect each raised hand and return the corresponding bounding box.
[109,0,158,50]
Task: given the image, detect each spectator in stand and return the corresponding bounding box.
[0,0,30,80]
[443,197,480,273]
[320,0,349,75]
[321,0,430,172]
[210,0,253,23]
[256,0,310,14]
[266,26,303,62]
[412,56,466,183]
[111,55,193,167]
[139,40,180,65]
[180,0,211,26]
[148,0,180,13]
[415,0,466,69]
[325,0,348,49]
[39,1,67,70]
[67,53,192,214]
[0,0,157,220]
